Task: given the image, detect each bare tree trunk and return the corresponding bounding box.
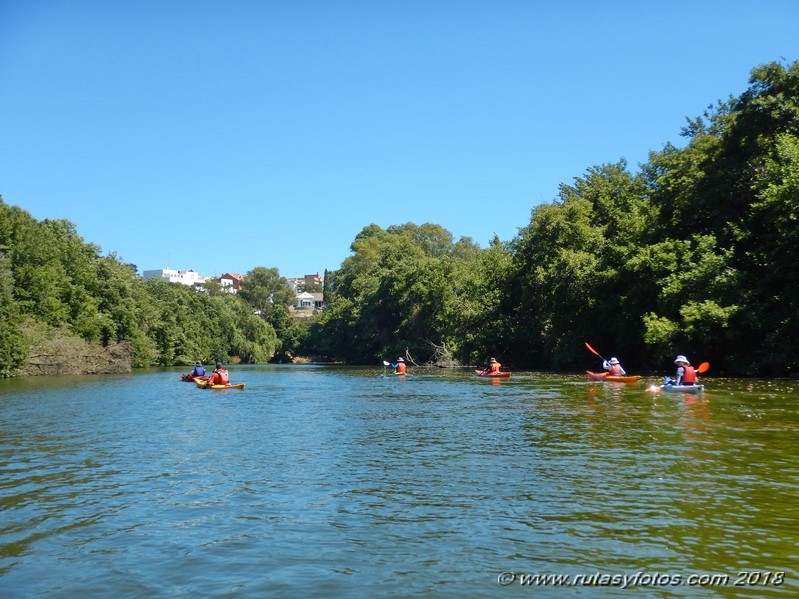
[423,340,461,368]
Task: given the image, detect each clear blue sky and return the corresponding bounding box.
[2,1,798,279]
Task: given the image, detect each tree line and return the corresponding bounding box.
[2,60,797,377]
[306,60,799,376]
[0,205,296,376]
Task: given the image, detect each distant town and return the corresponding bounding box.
[141,269,324,311]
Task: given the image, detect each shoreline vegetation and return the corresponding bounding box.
[2,60,799,379]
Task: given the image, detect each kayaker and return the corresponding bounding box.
[602,357,626,376]
[672,355,697,386]
[208,361,230,386]
[482,357,502,374]
[190,361,206,378]
[391,357,407,374]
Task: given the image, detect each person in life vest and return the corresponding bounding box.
[668,355,697,386]
[190,361,206,378]
[208,361,230,386]
[483,357,502,374]
[663,354,699,385]
[602,357,626,376]
[391,357,407,374]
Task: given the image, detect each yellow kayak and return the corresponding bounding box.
[195,379,245,390]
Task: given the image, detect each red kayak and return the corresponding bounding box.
[181,373,210,382]
[586,371,641,383]
[475,370,511,378]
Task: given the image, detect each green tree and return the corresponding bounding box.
[263,305,308,362]
[238,267,295,320]
[509,162,650,368]
[314,223,509,365]
[439,235,514,365]
[0,245,27,377]
[202,278,224,296]
[639,60,799,373]
[740,132,799,372]
[228,299,279,363]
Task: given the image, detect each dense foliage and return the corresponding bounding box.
[0,202,279,376]
[2,60,797,377]
[309,60,799,376]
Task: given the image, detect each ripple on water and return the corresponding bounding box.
[1,367,798,597]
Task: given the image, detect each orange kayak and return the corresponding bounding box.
[586,371,641,383]
[475,370,511,378]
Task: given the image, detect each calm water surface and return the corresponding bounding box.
[1,366,797,597]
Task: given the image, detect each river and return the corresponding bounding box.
[1,365,797,597]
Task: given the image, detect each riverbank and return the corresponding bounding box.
[16,324,132,376]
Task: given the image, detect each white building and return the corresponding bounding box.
[142,269,208,286]
[296,291,315,308]
[295,291,324,310]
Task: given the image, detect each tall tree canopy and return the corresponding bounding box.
[238,267,295,320]
[312,60,799,375]
[311,222,512,365]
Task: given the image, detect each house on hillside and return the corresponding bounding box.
[295,291,324,310]
[296,292,315,308]
[220,273,245,294]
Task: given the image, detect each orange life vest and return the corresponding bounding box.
[212,369,230,385]
[680,365,697,384]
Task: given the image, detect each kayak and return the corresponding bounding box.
[661,383,703,394]
[586,371,641,383]
[194,379,245,390]
[475,370,511,378]
[646,383,704,394]
[181,374,209,382]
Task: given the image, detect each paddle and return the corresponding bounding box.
[584,341,613,375]
[584,342,607,363]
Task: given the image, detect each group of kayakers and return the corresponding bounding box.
[597,354,699,386]
[387,356,504,376]
[390,352,697,382]
[185,360,230,386]
[200,349,694,384]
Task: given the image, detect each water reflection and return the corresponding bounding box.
[0,367,797,597]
